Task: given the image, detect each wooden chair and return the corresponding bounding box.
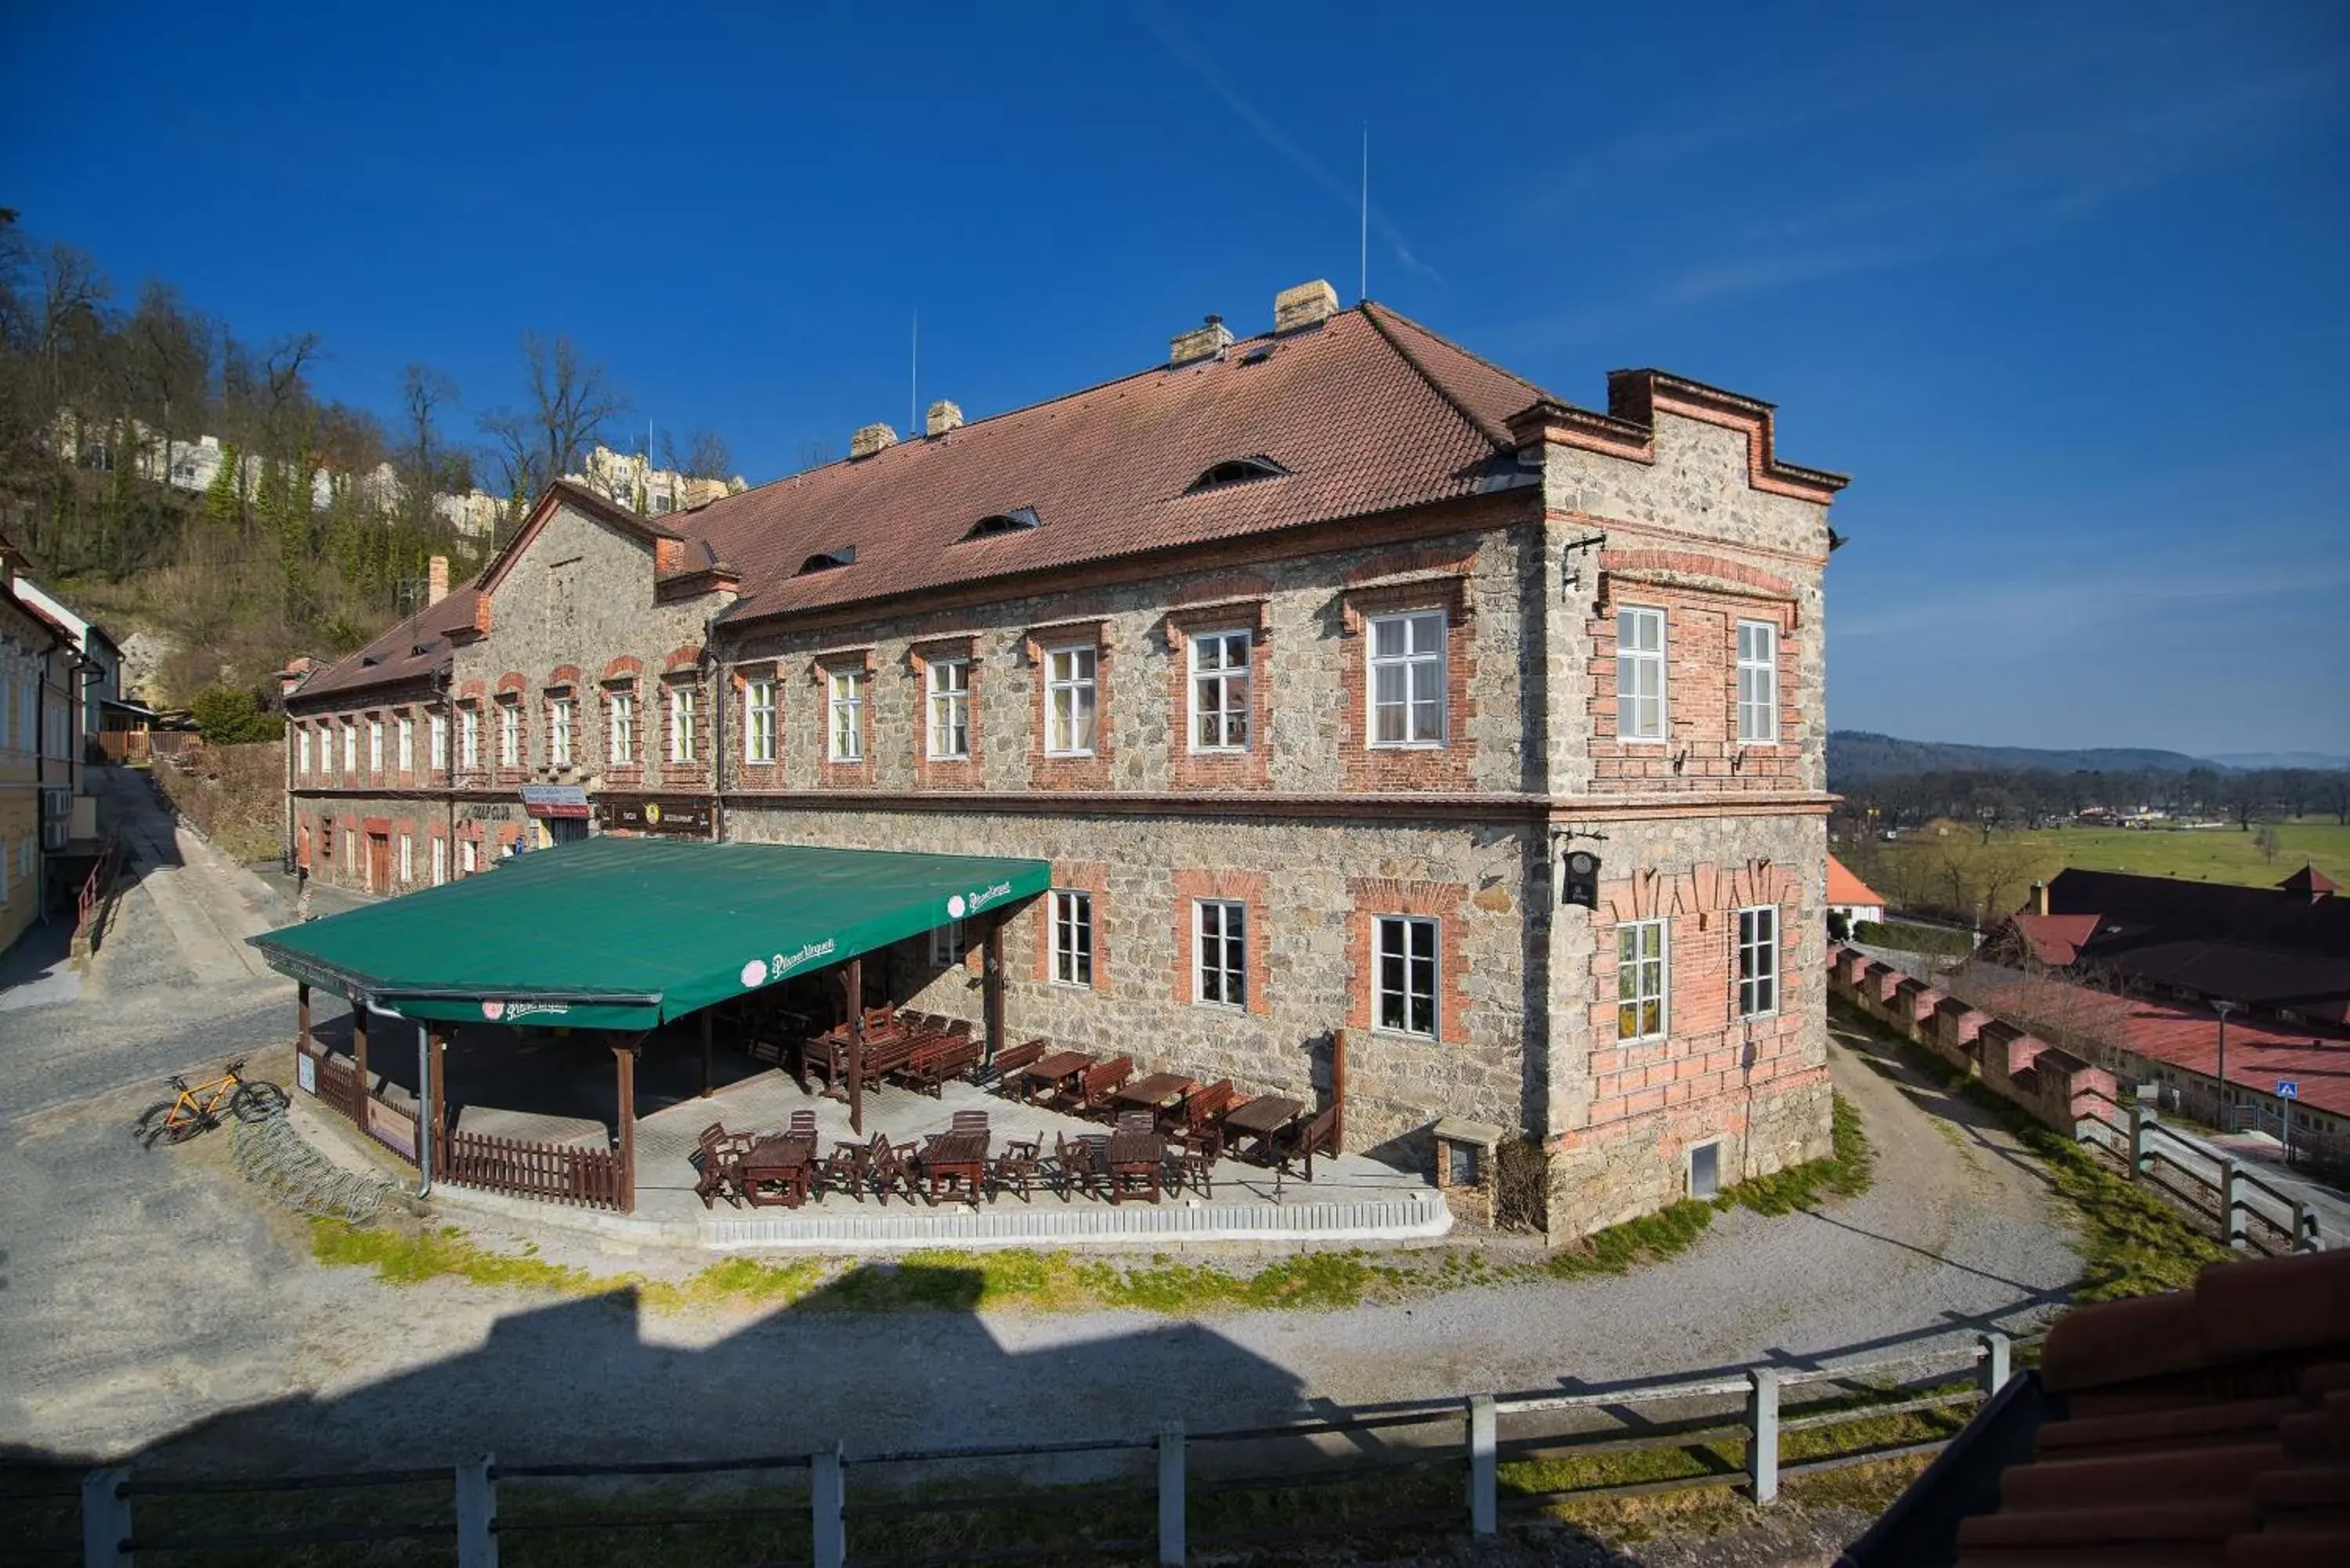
[1115,1111,1156,1135]
[1268,1107,1340,1193]
[1051,1132,1103,1201]
[786,1108,818,1138]
[693,1125,747,1209]
[950,1109,992,1134]
[870,1138,920,1206]
[1168,1126,1221,1199]
[812,1139,870,1201]
[989,1039,1050,1093]
[990,1135,1045,1203]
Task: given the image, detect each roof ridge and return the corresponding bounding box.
[1357,302,1517,453]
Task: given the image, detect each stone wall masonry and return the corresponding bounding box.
[728,801,1540,1165]
[1828,943,2119,1136]
[718,515,1539,800]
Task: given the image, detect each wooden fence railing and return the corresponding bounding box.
[442,1129,625,1210]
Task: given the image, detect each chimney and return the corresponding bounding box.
[2032,881,2050,917]
[925,399,964,437]
[1274,279,1340,333]
[427,555,450,606]
[1169,313,1233,367]
[850,421,898,459]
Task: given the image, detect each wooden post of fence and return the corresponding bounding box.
[455,1454,497,1567]
[2294,1200,2317,1253]
[812,1443,845,1568]
[2127,1103,2143,1181]
[1746,1368,1781,1505]
[1157,1421,1186,1566]
[1978,1331,2012,1397]
[352,1003,371,1100]
[297,983,311,1056]
[2220,1158,2243,1248]
[81,1467,131,1568]
[1467,1394,1497,1536]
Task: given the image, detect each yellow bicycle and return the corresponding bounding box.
[132,1058,289,1147]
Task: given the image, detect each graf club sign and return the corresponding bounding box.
[595,795,714,836]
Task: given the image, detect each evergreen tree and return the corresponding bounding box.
[204,442,243,532]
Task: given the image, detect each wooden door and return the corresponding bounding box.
[367,833,392,894]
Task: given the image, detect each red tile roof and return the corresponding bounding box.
[288,587,480,705]
[1828,854,1888,909]
[2012,912,2104,966]
[1948,1249,2350,1566]
[682,303,1548,628]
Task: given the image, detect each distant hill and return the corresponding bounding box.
[1828,731,2211,786]
[2202,751,2350,772]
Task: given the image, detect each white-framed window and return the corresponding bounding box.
[497,700,519,768]
[397,833,414,885]
[926,657,970,760]
[1044,644,1097,756]
[668,686,700,764]
[1050,890,1094,986]
[1736,620,1779,744]
[930,918,965,968]
[1368,610,1444,746]
[1616,917,1668,1040]
[341,827,355,867]
[428,712,448,774]
[461,706,482,770]
[431,835,447,886]
[1617,606,1666,742]
[1194,899,1247,1008]
[1188,630,1252,751]
[743,678,777,764]
[459,839,477,876]
[826,671,863,761]
[297,726,311,776]
[367,719,383,775]
[549,695,575,765]
[607,689,636,764]
[342,722,356,774]
[1376,915,1439,1038]
[1737,905,1779,1018]
[396,715,413,775]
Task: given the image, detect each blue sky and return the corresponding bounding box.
[5,2,2345,756]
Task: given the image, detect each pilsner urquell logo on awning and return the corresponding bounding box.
[964,880,1015,913]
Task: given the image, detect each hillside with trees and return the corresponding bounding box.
[0,211,733,708]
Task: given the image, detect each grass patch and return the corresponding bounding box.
[1853,919,1976,956]
[1830,999,2229,1301]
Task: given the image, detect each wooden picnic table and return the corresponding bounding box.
[1019,1050,1095,1104]
[1104,1125,1166,1205]
[919,1128,990,1206]
[1220,1095,1303,1162]
[1113,1073,1197,1118]
[739,1131,819,1209]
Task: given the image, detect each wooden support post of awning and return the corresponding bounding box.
[844,956,865,1136]
[612,1034,642,1215]
[296,982,310,1054]
[1331,1028,1348,1154]
[700,1011,714,1100]
[352,1003,370,1097]
[426,1027,449,1176]
[982,921,1006,1068]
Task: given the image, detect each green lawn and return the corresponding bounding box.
[1865,818,2350,901]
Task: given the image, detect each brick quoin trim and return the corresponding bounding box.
[1025,620,1114,792]
[548,664,583,688]
[1587,583,1802,793]
[1169,867,1269,1016]
[909,636,985,791]
[1335,573,1477,791]
[1343,878,1470,1043]
[812,649,876,790]
[1162,599,1271,789]
[1032,861,1111,989]
[1582,858,1806,1133]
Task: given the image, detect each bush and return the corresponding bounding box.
[1828,910,1852,943]
[1852,919,1973,956]
[190,685,286,744]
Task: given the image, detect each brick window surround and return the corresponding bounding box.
[542,678,579,771]
[493,674,529,782]
[1024,618,1113,791]
[1161,599,1271,789]
[602,677,642,783]
[1335,570,1476,790]
[1588,560,1800,792]
[1169,867,1269,1015]
[660,674,710,786]
[812,647,876,789]
[730,662,783,786]
[1033,861,1111,990]
[909,636,984,790]
[1344,877,1470,1042]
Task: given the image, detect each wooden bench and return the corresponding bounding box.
[989,1039,1050,1092]
[1053,1055,1132,1115]
[1269,1106,1340,1190]
[901,1032,983,1097]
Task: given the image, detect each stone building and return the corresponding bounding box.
[282,282,1849,1241]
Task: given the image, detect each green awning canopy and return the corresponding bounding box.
[248,836,1050,1030]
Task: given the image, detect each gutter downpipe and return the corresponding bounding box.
[703,610,728,844]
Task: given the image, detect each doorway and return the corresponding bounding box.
[367,833,392,894]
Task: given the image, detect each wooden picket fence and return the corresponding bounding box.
[442,1128,626,1210]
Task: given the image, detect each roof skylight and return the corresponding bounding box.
[960,506,1041,542]
[1185,454,1289,493]
[797,546,858,574]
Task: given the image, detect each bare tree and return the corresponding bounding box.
[2253,823,2281,863]
[660,425,732,481]
[396,363,457,532]
[792,436,839,473]
[477,331,626,510]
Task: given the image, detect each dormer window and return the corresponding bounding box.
[960,507,1040,542]
[797,547,857,575]
[1185,455,1289,493]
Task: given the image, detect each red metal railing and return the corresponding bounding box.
[74,833,120,950]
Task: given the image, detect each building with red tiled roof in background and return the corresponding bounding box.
[280,280,1851,1242]
[1828,853,1888,927]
